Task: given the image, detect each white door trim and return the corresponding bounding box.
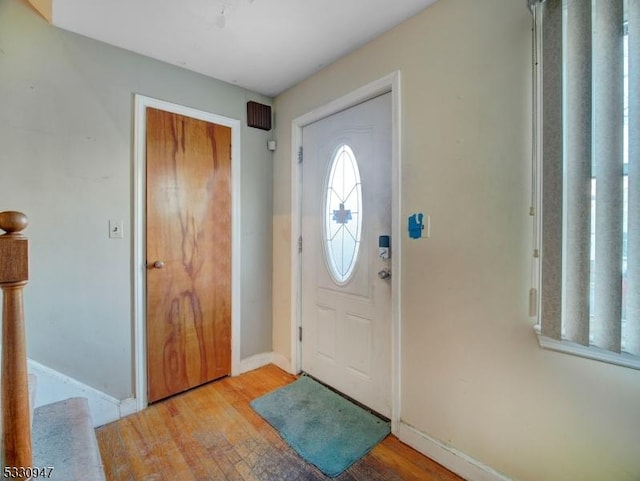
[290,71,402,432]
[133,95,242,411]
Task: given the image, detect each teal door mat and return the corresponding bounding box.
[250,375,390,477]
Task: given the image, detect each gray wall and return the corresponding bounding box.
[0,0,273,400]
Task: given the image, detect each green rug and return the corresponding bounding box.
[250,375,390,477]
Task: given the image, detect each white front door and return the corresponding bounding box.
[300,92,392,417]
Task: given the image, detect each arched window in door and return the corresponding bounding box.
[323,144,363,284]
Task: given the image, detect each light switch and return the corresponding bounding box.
[109,219,124,239]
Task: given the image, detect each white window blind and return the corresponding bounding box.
[533,0,640,368]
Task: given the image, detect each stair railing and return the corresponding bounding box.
[0,211,32,479]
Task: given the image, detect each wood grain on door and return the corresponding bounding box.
[146,107,231,403]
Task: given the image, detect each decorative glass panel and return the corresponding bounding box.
[324,144,362,284]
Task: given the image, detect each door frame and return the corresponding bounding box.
[290,72,402,432]
[133,95,242,411]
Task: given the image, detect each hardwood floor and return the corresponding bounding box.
[96,365,465,481]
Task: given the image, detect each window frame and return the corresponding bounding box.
[322,143,363,286]
[532,0,640,370]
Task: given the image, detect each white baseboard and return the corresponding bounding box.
[398,422,513,481]
[238,351,293,375]
[27,359,136,428]
[239,352,275,373]
[28,353,293,428]
[118,397,139,418]
[271,352,293,374]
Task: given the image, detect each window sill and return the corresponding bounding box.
[534,325,640,370]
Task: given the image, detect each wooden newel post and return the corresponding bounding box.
[0,211,32,477]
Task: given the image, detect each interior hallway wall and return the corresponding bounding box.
[0,0,273,400]
[271,0,640,480]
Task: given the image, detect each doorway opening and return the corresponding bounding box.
[133,95,242,410]
[290,72,402,432]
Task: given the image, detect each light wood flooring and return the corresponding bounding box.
[96,364,465,481]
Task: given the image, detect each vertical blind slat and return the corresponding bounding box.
[628,0,640,356]
[593,0,624,352]
[564,0,592,346]
[541,0,564,341]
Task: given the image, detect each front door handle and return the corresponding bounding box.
[378,268,391,280]
[147,260,165,269]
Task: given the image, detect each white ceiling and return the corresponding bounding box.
[51,0,439,97]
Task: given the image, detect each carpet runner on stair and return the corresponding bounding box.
[32,397,106,481]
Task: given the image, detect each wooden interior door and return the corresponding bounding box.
[145,107,231,403]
